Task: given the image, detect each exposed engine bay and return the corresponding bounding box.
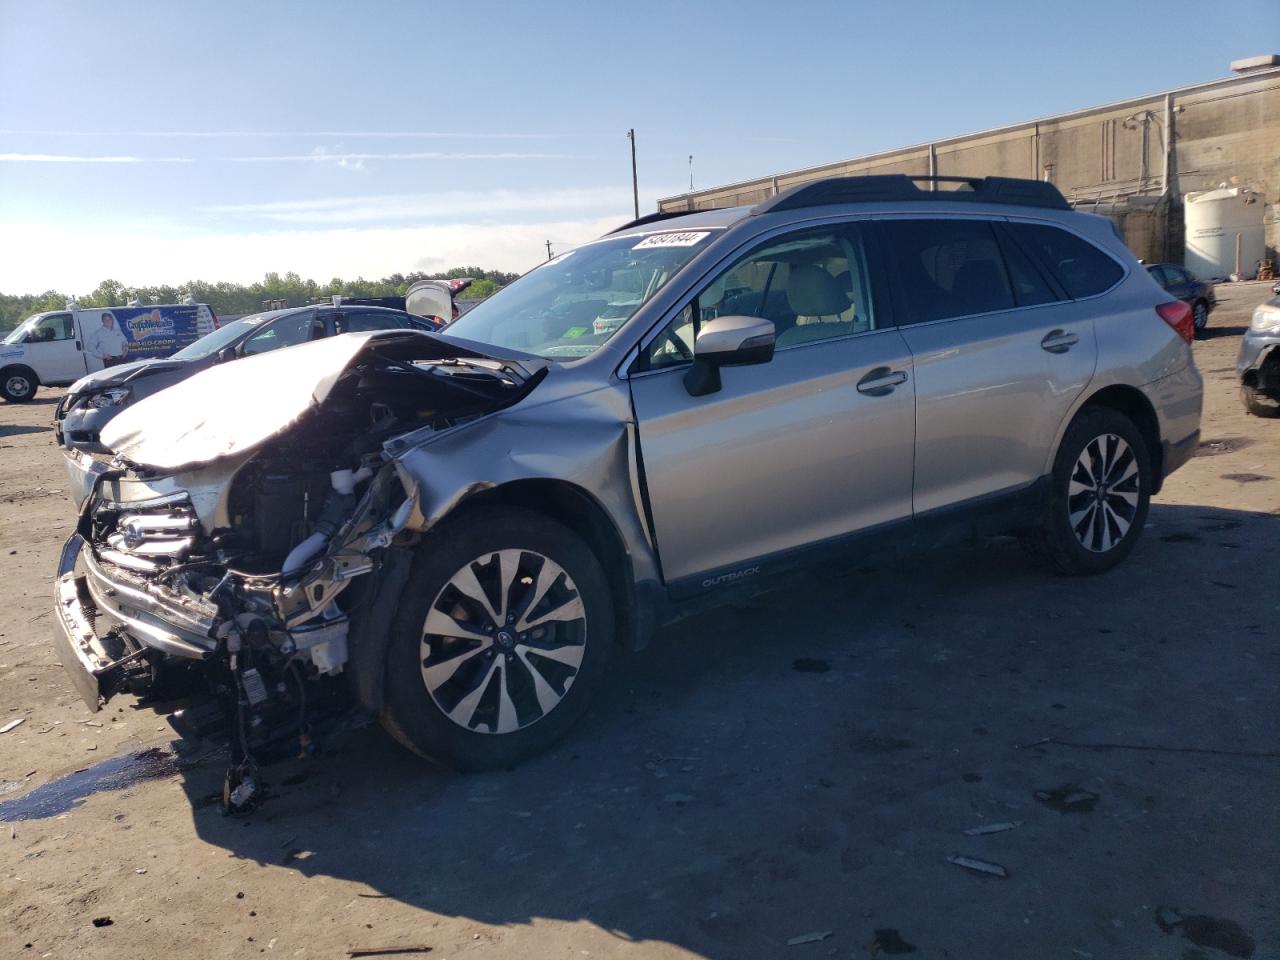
[54,331,547,811]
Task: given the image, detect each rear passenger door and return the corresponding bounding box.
[879,216,1099,513]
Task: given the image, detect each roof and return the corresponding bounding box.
[606,205,750,237]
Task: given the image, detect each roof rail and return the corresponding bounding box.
[753,175,1070,215]
[608,209,700,233]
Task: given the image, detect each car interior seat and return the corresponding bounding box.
[777,265,854,347]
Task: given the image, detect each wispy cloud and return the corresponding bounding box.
[229,150,577,163]
[0,129,587,139]
[0,153,193,163]
[203,186,643,224]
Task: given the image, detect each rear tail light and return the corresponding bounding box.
[1156,300,1194,343]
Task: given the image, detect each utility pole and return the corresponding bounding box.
[688,154,694,192]
[626,128,639,219]
[545,240,553,262]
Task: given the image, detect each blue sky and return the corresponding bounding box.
[0,0,1274,292]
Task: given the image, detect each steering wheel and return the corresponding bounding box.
[655,326,694,363]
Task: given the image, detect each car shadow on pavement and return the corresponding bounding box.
[1199,325,1249,340]
[176,501,1280,958]
[0,423,51,437]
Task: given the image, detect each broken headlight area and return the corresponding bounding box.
[56,334,546,811]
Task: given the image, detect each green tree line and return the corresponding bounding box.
[0,267,518,333]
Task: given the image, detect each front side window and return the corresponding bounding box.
[241,310,322,356]
[440,229,718,360]
[882,219,1015,324]
[1007,223,1124,299]
[23,313,75,342]
[640,223,877,370]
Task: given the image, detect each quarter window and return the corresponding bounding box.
[881,219,1015,324]
[1006,223,1123,299]
[640,223,877,370]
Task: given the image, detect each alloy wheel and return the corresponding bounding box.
[1068,433,1141,553]
[420,549,587,735]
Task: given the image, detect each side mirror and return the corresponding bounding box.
[217,346,237,363]
[683,315,775,397]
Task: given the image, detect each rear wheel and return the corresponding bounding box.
[381,507,613,771]
[1191,299,1209,336]
[1241,383,1280,418]
[0,367,37,403]
[1024,407,1151,575]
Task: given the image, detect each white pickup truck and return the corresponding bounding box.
[0,300,217,402]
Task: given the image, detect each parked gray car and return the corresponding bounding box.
[1238,294,1280,417]
[52,175,1202,803]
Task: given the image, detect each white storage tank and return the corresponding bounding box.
[1184,186,1266,280]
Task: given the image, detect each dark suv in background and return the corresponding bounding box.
[1146,262,1215,336]
[55,304,436,454]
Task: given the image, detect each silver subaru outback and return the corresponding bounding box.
[53,175,1202,798]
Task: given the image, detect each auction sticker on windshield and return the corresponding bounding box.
[632,231,710,249]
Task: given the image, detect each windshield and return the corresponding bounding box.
[171,315,266,360]
[441,230,717,359]
[2,315,41,344]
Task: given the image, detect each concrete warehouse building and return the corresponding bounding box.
[659,56,1280,273]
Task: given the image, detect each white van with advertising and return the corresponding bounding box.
[0,300,217,402]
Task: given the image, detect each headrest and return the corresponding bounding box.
[786,265,850,316]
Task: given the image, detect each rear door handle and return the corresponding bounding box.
[856,367,908,395]
[1041,329,1079,353]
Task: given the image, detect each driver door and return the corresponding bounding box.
[627,222,915,592]
[24,313,87,384]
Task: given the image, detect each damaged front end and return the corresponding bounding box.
[52,330,546,809]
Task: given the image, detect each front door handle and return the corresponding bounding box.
[1041,329,1079,353]
[856,367,908,395]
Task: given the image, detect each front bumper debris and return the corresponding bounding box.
[50,534,210,712]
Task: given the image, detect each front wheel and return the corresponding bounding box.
[381,506,614,771]
[1023,408,1151,575]
[1,367,37,403]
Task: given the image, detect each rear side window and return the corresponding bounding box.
[881,219,1014,324]
[1007,223,1124,299]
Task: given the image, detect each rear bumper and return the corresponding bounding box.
[52,533,216,712]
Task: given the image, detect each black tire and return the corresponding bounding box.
[1241,383,1280,418]
[1191,299,1209,337]
[1023,407,1151,575]
[0,366,38,403]
[380,506,614,771]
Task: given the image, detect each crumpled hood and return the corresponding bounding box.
[69,357,190,395]
[99,330,543,472]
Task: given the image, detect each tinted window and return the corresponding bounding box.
[1008,223,1124,298]
[339,310,410,333]
[881,219,1014,324]
[640,223,877,370]
[995,226,1059,306]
